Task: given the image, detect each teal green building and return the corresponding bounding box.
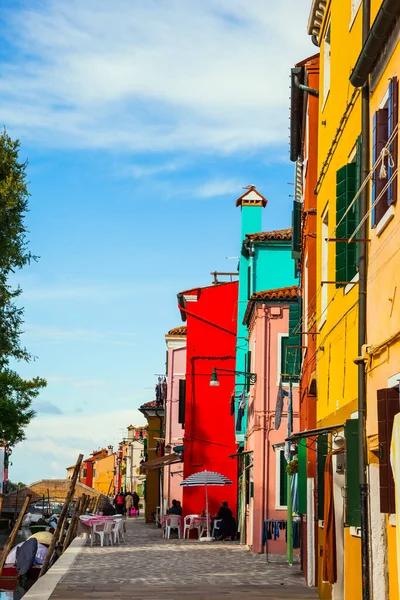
[235,187,298,443]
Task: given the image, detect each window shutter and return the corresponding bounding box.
[388,76,398,206]
[336,165,349,287]
[336,163,356,286]
[178,379,186,425]
[354,136,362,267]
[377,387,400,514]
[345,418,361,527]
[317,434,328,520]
[298,438,307,514]
[292,200,302,259]
[281,300,302,383]
[280,450,288,506]
[373,108,389,225]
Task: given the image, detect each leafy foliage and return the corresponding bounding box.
[0,130,46,446]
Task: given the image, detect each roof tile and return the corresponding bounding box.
[246,228,292,241]
[250,285,298,301]
[167,326,187,336]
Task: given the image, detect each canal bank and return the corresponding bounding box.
[31,518,317,599]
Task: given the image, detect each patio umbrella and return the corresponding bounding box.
[180,470,232,542]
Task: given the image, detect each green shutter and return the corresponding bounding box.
[280,451,288,506]
[336,163,357,287]
[292,200,302,259]
[298,438,307,514]
[354,136,362,268]
[281,300,302,383]
[317,434,328,520]
[345,419,361,527]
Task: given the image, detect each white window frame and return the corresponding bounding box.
[276,446,288,510]
[350,0,362,29]
[322,21,331,109]
[319,210,329,329]
[277,333,289,386]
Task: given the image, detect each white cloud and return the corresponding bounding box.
[11,409,147,482]
[0,0,313,153]
[23,324,136,346]
[196,178,244,198]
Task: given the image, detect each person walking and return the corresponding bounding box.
[125,493,133,517]
[132,491,140,516]
[114,491,125,515]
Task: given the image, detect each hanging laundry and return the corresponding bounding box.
[235,391,247,431]
[230,392,235,416]
[161,377,168,403]
[275,378,289,430]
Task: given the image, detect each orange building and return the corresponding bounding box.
[289,52,320,588]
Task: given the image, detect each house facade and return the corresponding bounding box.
[289,52,320,587]
[178,281,238,518]
[163,326,186,513]
[243,286,300,554]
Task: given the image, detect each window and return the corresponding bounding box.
[323,22,331,106]
[281,301,302,383]
[178,379,186,425]
[317,434,328,521]
[345,419,361,527]
[377,387,400,514]
[321,211,328,324]
[350,0,362,26]
[335,152,361,287]
[372,77,398,226]
[276,447,288,509]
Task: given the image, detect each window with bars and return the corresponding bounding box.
[372,77,398,226]
[377,387,400,514]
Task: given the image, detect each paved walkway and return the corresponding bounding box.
[50,518,318,599]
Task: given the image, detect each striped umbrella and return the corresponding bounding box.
[180,471,232,541]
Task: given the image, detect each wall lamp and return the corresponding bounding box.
[209,367,257,387]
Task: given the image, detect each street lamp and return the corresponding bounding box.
[209,367,257,387]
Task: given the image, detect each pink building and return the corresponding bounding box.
[163,326,186,513]
[243,286,300,554]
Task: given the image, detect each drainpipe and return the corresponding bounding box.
[357,0,371,598]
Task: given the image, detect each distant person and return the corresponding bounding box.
[214,501,236,540]
[114,492,125,515]
[167,499,182,516]
[132,491,140,515]
[125,493,133,517]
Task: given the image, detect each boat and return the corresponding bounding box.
[0,565,40,590]
[28,525,48,535]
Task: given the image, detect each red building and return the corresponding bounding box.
[177,281,238,519]
[290,53,319,587]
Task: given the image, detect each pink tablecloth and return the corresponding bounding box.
[79,515,118,528]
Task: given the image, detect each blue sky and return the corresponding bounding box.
[0,0,314,482]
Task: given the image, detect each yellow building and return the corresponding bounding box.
[92,453,115,496]
[139,401,165,522]
[357,1,399,598]
[307,1,400,599]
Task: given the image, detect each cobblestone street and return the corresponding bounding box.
[49,518,318,599]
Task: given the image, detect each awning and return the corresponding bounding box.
[140,453,182,472]
[286,424,344,442]
[229,450,253,459]
[173,445,184,453]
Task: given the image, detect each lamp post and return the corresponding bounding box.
[209,367,257,387]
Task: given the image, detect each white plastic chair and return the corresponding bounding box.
[164,515,181,539]
[92,520,113,547]
[212,519,223,538]
[112,519,125,544]
[183,514,201,539]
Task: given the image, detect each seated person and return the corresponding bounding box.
[103,501,116,516]
[167,499,182,516]
[214,501,236,540]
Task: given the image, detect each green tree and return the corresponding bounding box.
[0,130,46,446]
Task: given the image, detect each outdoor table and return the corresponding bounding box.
[78,515,121,537]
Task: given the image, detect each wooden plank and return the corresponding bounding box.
[0,494,32,572]
[39,454,83,577]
